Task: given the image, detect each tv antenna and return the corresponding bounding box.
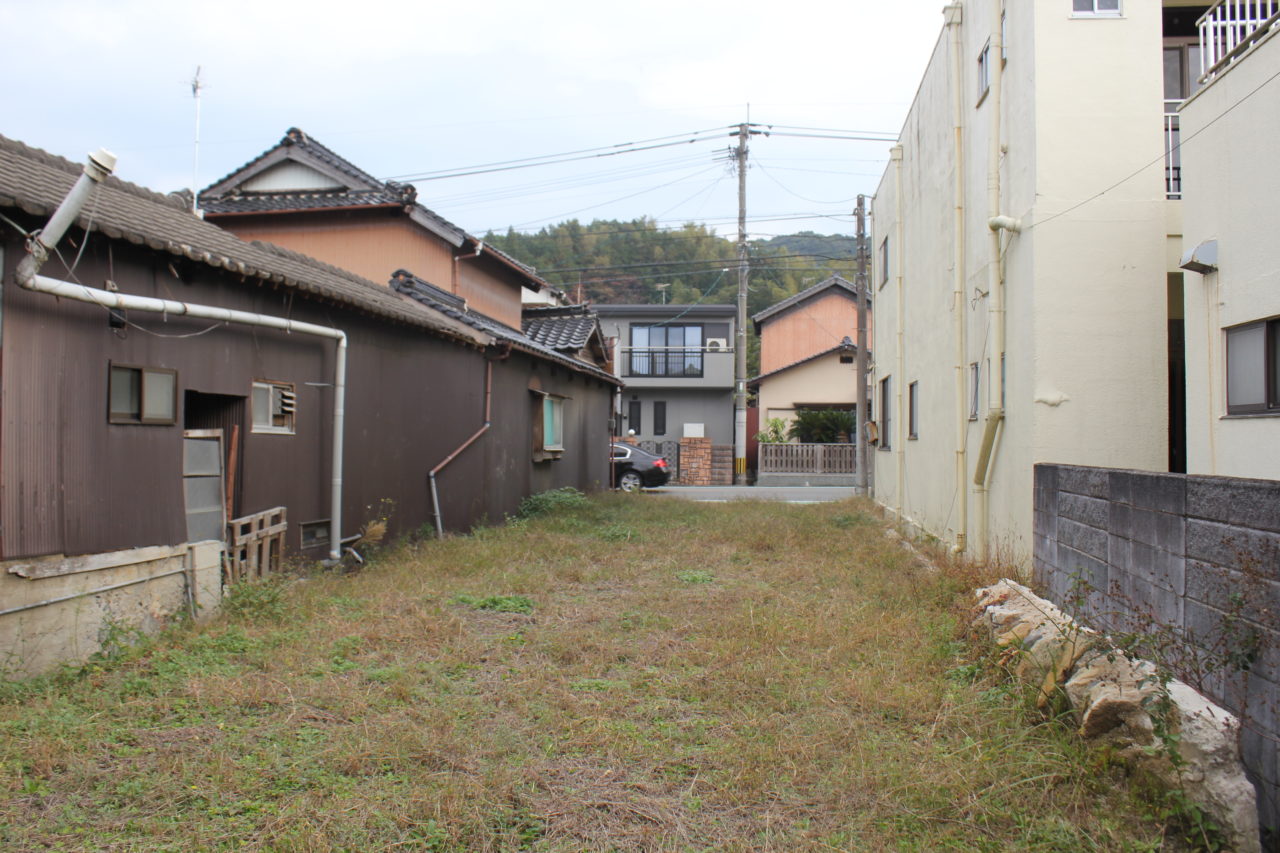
[190,66,204,216]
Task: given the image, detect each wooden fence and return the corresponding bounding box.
[758,443,856,474]
[226,506,287,582]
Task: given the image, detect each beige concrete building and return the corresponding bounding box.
[871,0,1208,559]
[1179,12,1280,478]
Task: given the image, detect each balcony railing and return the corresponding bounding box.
[620,345,730,379]
[1199,1,1280,82]
[1164,99,1183,200]
[759,442,856,475]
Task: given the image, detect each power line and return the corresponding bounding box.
[1030,62,1280,232]
[754,161,860,205]
[387,127,729,182]
[509,165,721,230]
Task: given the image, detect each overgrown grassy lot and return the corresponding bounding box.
[2,494,1172,851]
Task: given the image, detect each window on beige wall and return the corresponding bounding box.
[908,381,919,439]
[1226,319,1280,414]
[1072,0,1120,17]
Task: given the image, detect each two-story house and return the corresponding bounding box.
[750,274,870,433]
[594,304,737,465]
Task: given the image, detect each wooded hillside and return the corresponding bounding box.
[485,219,857,318]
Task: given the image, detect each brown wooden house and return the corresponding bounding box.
[0,135,618,674]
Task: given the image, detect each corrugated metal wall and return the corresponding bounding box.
[1,234,614,561]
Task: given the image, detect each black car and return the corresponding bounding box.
[610,442,671,491]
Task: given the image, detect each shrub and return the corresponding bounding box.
[788,408,854,443]
[515,487,587,519]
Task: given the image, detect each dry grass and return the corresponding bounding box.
[0,495,1169,851]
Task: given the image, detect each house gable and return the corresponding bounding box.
[240,160,348,193]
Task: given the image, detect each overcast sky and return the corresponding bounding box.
[2,0,946,240]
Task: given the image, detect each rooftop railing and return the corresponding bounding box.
[1199,0,1280,82]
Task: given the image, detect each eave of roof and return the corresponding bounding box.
[392,272,621,386]
[751,274,861,332]
[199,128,467,248]
[748,340,863,387]
[0,135,489,349]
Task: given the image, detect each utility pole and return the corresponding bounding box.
[854,195,870,497]
[732,125,747,484]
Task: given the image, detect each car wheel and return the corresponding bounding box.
[619,470,643,492]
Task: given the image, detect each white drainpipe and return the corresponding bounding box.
[892,145,905,521]
[14,151,349,563]
[946,2,968,553]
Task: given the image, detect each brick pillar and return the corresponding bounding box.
[678,437,713,485]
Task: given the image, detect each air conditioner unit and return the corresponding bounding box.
[706,338,728,351]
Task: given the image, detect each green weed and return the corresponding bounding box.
[451,593,535,615]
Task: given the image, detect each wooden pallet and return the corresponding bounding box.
[226,506,287,582]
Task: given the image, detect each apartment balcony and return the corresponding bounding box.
[1164,2,1279,199]
[1198,0,1280,81]
[619,346,734,384]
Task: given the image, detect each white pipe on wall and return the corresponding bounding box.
[975,0,1008,561]
[946,3,969,553]
[891,145,906,521]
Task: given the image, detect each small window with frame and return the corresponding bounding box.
[543,395,565,451]
[977,40,991,101]
[908,381,919,439]
[109,363,177,425]
[1226,319,1280,415]
[531,388,568,459]
[969,362,981,420]
[879,375,893,450]
[1072,0,1121,17]
[251,380,296,434]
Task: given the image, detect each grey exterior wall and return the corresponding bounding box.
[1034,463,1280,835]
[596,304,736,447]
[619,387,735,447]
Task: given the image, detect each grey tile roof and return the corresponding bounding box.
[198,128,466,247]
[198,188,412,214]
[203,127,386,198]
[521,304,601,353]
[751,274,862,331]
[0,135,489,347]
[197,129,554,291]
[391,271,620,386]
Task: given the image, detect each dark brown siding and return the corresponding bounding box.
[1,234,613,560]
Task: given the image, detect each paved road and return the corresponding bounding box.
[648,485,858,503]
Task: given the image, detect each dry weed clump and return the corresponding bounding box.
[0,494,1172,850]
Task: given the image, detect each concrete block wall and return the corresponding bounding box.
[1034,464,1280,836]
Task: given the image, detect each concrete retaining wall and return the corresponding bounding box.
[1033,464,1280,837]
[1,541,224,677]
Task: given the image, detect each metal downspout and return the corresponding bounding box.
[15,150,350,563]
[946,3,968,553]
[429,356,496,538]
[892,145,905,521]
[974,0,1007,561]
